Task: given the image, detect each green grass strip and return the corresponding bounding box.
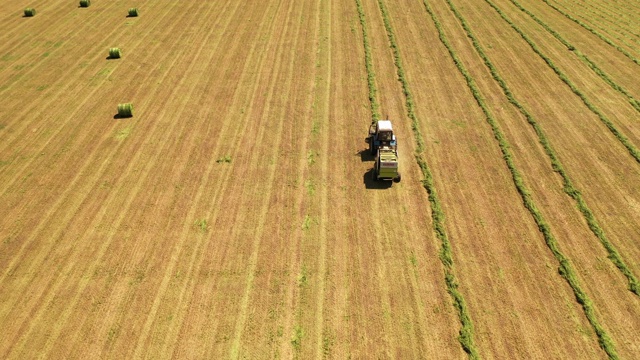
[496,0,640,296]
[425,0,619,357]
[374,0,479,357]
[507,0,640,114]
[451,0,640,297]
[483,0,640,165]
[541,0,640,66]
[355,0,380,123]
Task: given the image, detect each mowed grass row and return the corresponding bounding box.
[452,0,640,296]
[354,0,380,123]
[569,0,640,37]
[502,0,640,114]
[541,0,640,66]
[562,0,640,47]
[360,0,480,357]
[483,0,640,165]
[421,0,619,358]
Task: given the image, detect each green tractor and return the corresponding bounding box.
[366,120,401,183]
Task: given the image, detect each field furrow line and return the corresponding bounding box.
[0,0,208,288]
[541,0,640,66]
[609,0,640,19]
[422,0,619,358]
[557,0,640,47]
[125,1,248,357]
[143,2,287,358]
[187,10,301,359]
[0,0,191,196]
[503,0,640,115]
[156,1,290,355]
[287,0,333,356]
[586,0,640,20]
[0,4,221,356]
[483,0,640,165]
[450,0,640,297]
[370,0,479,357]
[161,2,294,358]
[284,2,325,354]
[313,0,331,356]
[354,1,399,354]
[229,1,302,357]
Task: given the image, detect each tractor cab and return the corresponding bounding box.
[367,120,397,154]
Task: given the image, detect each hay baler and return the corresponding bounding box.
[366,120,401,183]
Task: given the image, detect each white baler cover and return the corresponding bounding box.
[377,120,393,132]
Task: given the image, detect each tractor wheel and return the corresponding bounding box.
[372,169,378,182]
[394,173,401,183]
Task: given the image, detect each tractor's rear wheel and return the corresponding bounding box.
[372,168,378,182]
[394,173,401,183]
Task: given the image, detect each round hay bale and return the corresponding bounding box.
[128,8,139,17]
[79,0,90,7]
[109,47,121,59]
[117,103,133,118]
[24,8,36,17]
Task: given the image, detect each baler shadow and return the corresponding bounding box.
[358,148,374,162]
[363,168,392,190]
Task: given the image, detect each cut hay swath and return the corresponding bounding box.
[79,0,90,8]
[109,48,121,59]
[24,8,36,17]
[117,103,133,118]
[128,8,139,17]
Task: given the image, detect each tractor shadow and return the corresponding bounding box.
[357,148,374,162]
[363,168,392,190]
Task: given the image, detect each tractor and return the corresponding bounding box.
[365,120,401,183]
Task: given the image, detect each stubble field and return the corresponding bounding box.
[0,0,639,358]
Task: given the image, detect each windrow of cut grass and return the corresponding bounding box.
[449,0,640,297]
[354,0,379,123]
[569,0,640,38]
[503,0,640,114]
[483,0,640,165]
[370,0,479,357]
[540,0,640,66]
[563,0,640,46]
[422,0,619,358]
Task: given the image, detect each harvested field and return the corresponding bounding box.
[0,0,638,358]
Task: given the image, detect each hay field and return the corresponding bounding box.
[0,0,638,358]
